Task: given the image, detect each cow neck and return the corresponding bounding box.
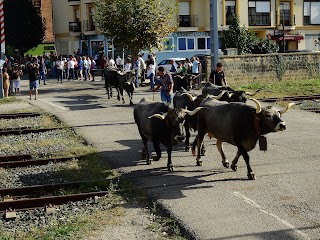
[253,113,262,136]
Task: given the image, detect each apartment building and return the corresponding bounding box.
[26,0,55,56]
[52,0,320,61]
[53,0,107,57]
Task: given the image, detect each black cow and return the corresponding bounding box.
[194,97,294,179]
[134,98,202,171]
[173,89,206,154]
[173,73,200,92]
[202,82,260,103]
[104,67,135,105]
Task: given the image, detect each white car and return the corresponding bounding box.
[157,58,185,73]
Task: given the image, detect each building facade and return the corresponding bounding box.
[53,0,107,57]
[26,0,55,56]
[52,0,320,61]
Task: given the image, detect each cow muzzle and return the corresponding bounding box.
[175,135,185,142]
[276,121,286,131]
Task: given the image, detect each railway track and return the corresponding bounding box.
[0,127,66,136]
[0,112,41,119]
[0,156,77,168]
[257,94,320,102]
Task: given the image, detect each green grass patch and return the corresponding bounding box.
[0,96,18,104]
[235,78,320,98]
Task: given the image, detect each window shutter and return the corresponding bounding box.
[256,1,270,13]
[311,2,320,24]
[179,2,190,15]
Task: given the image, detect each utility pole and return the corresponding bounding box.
[280,2,285,53]
[0,0,5,99]
[210,0,219,71]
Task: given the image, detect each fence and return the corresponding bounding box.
[205,52,320,85]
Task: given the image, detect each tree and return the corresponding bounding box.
[4,0,46,54]
[94,0,177,56]
[220,15,278,55]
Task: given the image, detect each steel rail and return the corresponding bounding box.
[0,156,76,168]
[258,94,320,102]
[0,127,66,136]
[0,191,109,212]
[0,112,41,119]
[0,154,32,161]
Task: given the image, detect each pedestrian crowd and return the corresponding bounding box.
[2,51,227,105]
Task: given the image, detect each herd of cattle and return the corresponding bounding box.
[103,69,294,180]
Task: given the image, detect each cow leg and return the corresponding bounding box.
[191,136,205,156]
[216,140,229,168]
[152,140,161,161]
[196,133,205,166]
[238,145,255,180]
[116,88,120,101]
[231,151,241,172]
[167,145,174,171]
[184,122,190,151]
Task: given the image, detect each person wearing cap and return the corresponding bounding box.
[152,66,174,104]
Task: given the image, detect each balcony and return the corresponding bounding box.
[69,22,81,32]
[83,20,96,32]
[68,0,80,6]
[178,15,199,27]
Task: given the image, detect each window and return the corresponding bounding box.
[179,1,191,27]
[248,1,271,26]
[197,37,211,50]
[304,1,320,25]
[225,1,236,25]
[280,2,291,26]
[178,37,195,51]
[163,37,174,51]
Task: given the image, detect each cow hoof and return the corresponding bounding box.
[153,156,160,161]
[146,159,152,165]
[168,166,175,171]
[201,150,206,156]
[231,164,237,171]
[196,160,202,166]
[223,162,229,168]
[185,146,190,152]
[107,96,110,99]
[247,172,256,180]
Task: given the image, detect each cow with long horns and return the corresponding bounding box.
[173,89,206,153]
[134,98,203,171]
[194,98,294,179]
[202,82,260,103]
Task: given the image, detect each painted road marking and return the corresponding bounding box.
[233,192,309,240]
[38,99,68,111]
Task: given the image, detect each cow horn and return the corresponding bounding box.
[181,93,197,101]
[249,98,262,114]
[279,103,295,116]
[245,89,260,96]
[182,107,205,116]
[148,112,168,120]
[211,90,227,100]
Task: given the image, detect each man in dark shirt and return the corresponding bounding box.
[28,63,39,100]
[153,66,173,104]
[208,62,228,86]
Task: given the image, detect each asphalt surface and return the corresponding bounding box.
[18,76,320,240]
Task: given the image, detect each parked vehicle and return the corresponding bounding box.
[158,58,185,73]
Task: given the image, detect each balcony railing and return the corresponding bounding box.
[69,22,81,32]
[83,20,96,32]
[178,15,199,27]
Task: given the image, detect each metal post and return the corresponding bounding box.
[0,0,4,99]
[210,0,219,72]
[281,2,285,53]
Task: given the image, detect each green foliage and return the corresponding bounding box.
[273,55,286,81]
[4,0,46,54]
[220,15,278,55]
[94,0,177,56]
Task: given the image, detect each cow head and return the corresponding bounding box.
[148,107,203,143]
[250,98,295,134]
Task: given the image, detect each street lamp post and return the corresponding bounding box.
[280,2,285,53]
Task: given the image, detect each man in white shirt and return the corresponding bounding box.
[108,56,116,68]
[68,56,76,80]
[138,54,146,83]
[116,56,122,68]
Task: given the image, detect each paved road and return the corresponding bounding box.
[19,77,320,240]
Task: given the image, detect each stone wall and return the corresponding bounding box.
[205,52,320,85]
